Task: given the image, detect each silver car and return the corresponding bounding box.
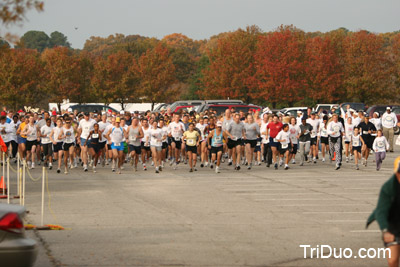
[0,203,38,266]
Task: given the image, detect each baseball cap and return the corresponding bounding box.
[84,112,89,116]
[394,156,400,173]
[120,110,125,115]
[217,121,222,127]
[311,111,316,115]
[386,107,391,110]
[297,110,302,114]
[67,108,72,113]
[115,117,121,123]
[364,113,370,118]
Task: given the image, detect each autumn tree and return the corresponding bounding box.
[253,26,306,107]
[201,26,261,103]
[304,36,344,104]
[343,31,391,104]
[0,48,44,109]
[138,43,177,110]
[41,47,82,111]
[91,50,140,109]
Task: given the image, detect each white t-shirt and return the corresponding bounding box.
[196,123,207,140]
[319,123,329,138]
[260,123,269,144]
[352,116,361,127]
[306,118,319,138]
[327,121,344,138]
[344,122,355,142]
[373,136,389,152]
[110,127,124,145]
[168,121,184,140]
[52,127,64,143]
[142,127,151,146]
[351,134,361,147]
[63,127,75,144]
[26,124,38,141]
[78,119,96,139]
[289,124,300,145]
[104,124,114,144]
[98,121,110,143]
[150,128,163,147]
[276,130,291,149]
[40,125,53,144]
[382,112,398,128]
[0,122,12,143]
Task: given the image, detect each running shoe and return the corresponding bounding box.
[57,168,61,173]
[215,166,220,173]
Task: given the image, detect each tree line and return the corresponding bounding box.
[0,25,400,111]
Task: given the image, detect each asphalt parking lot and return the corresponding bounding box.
[3,145,399,266]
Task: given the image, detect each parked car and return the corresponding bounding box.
[153,103,168,112]
[197,104,261,115]
[68,104,118,114]
[0,204,37,266]
[315,104,337,114]
[340,102,366,112]
[278,107,308,117]
[170,100,244,114]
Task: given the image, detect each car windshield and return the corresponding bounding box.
[392,108,400,114]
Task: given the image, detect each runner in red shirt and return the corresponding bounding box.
[267,115,283,169]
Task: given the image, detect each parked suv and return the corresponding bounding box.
[68,104,118,114]
[340,102,366,112]
[171,100,244,114]
[278,107,308,117]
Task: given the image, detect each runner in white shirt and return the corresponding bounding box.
[127,117,144,171]
[21,116,39,169]
[306,112,320,163]
[318,116,330,162]
[0,116,13,162]
[352,112,361,127]
[327,113,344,170]
[222,109,233,165]
[50,118,64,173]
[39,118,54,170]
[78,113,96,171]
[261,116,273,167]
[104,118,115,166]
[288,117,300,164]
[381,107,398,152]
[344,117,355,163]
[105,117,127,174]
[275,124,292,170]
[369,112,382,138]
[372,129,390,171]
[167,114,185,168]
[350,127,364,170]
[141,118,152,171]
[149,120,165,173]
[59,117,76,174]
[98,114,110,167]
[9,115,20,160]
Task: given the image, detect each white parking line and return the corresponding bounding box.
[263,204,372,206]
[350,230,381,233]
[303,211,370,214]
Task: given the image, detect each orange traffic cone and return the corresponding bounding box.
[0,176,7,198]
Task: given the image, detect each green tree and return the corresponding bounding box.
[0,38,10,48]
[18,30,49,52]
[49,31,71,48]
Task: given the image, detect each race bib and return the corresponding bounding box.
[174,136,181,141]
[282,143,288,149]
[187,139,195,146]
[290,136,297,143]
[256,141,261,146]
[130,136,136,142]
[353,140,359,147]
[377,141,384,148]
[92,133,99,138]
[231,136,237,141]
[215,136,222,142]
[363,131,368,135]
[114,142,120,147]
[311,130,316,138]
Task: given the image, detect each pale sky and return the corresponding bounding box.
[4,0,400,49]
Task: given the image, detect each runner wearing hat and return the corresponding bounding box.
[382,107,398,152]
[367,156,400,267]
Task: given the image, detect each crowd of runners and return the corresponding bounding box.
[0,104,398,174]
